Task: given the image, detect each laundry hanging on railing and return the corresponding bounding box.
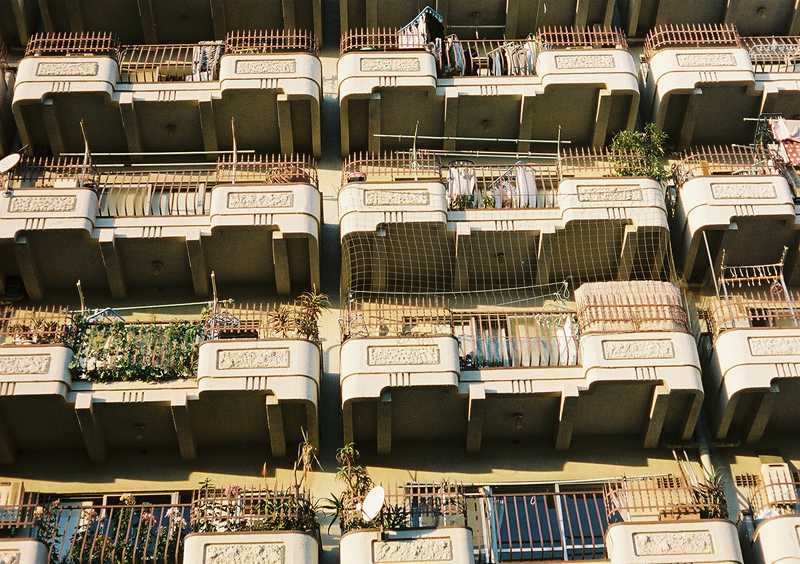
[487,41,535,76]
[397,7,445,50]
[770,117,800,165]
[191,41,225,81]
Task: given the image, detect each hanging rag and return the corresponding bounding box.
[191,40,224,81]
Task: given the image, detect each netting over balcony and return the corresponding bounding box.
[341,150,673,304]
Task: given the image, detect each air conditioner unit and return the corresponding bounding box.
[761,463,797,506]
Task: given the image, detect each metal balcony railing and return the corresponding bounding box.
[454,310,579,369]
[0,300,322,381]
[604,476,728,522]
[0,42,8,73]
[575,281,691,335]
[191,485,318,533]
[4,155,318,217]
[743,36,800,73]
[25,31,318,84]
[673,145,777,188]
[643,23,741,61]
[747,474,800,520]
[341,297,454,343]
[443,162,559,210]
[471,490,608,563]
[536,27,627,51]
[226,29,319,56]
[0,492,190,564]
[341,483,466,532]
[25,31,121,58]
[216,153,319,188]
[705,290,800,339]
[558,148,656,179]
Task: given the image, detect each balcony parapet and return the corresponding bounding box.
[338,28,638,154]
[671,146,796,283]
[340,281,702,452]
[642,24,800,149]
[13,31,322,157]
[703,291,800,442]
[0,155,321,299]
[0,301,322,462]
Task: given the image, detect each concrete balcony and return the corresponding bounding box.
[747,469,800,564]
[641,24,800,150]
[13,31,322,158]
[340,2,615,39]
[36,0,322,45]
[339,483,472,564]
[670,146,797,285]
[339,152,670,296]
[0,301,321,463]
[703,293,800,443]
[339,280,703,454]
[338,29,639,156]
[619,0,800,38]
[0,155,321,299]
[0,44,15,157]
[604,476,743,564]
[185,531,319,564]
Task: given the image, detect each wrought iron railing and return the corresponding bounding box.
[341,297,453,342]
[3,157,101,189]
[604,476,728,522]
[119,42,224,83]
[25,31,121,58]
[0,494,190,564]
[226,29,319,56]
[216,153,318,188]
[705,290,800,338]
[743,36,800,73]
[575,281,691,335]
[673,145,777,188]
[97,169,216,216]
[342,483,466,532]
[191,485,318,533]
[643,23,741,60]
[536,27,627,51]
[454,310,579,369]
[558,148,656,179]
[747,474,800,520]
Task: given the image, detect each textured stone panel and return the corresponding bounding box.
[367,345,441,366]
[364,190,430,206]
[36,62,99,76]
[749,337,800,356]
[676,53,737,67]
[205,543,285,564]
[710,183,777,199]
[0,355,51,375]
[602,340,675,360]
[228,192,294,209]
[372,538,453,562]
[360,58,421,72]
[577,185,643,202]
[217,348,290,370]
[633,531,714,556]
[0,551,20,564]
[555,55,616,69]
[235,59,296,74]
[10,196,77,213]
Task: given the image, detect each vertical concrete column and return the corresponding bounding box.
[209,0,227,39]
[0,418,16,464]
[305,402,320,449]
[99,231,127,299]
[136,0,158,43]
[119,99,144,161]
[272,231,291,295]
[171,394,197,461]
[574,0,590,28]
[466,385,486,454]
[186,235,209,297]
[443,93,458,152]
[377,390,392,454]
[591,89,613,148]
[64,0,86,31]
[198,100,219,161]
[342,401,354,446]
[616,225,638,280]
[643,384,670,448]
[745,386,778,444]
[555,392,579,451]
[505,0,519,38]
[677,88,703,150]
[365,0,378,28]
[281,0,296,29]
[368,93,381,154]
[277,95,294,155]
[454,224,472,293]
[518,96,536,153]
[625,0,642,37]
[15,235,44,301]
[41,100,66,157]
[75,394,107,463]
[266,395,287,458]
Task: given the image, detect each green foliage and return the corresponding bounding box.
[67,315,204,383]
[610,123,670,184]
[694,470,729,520]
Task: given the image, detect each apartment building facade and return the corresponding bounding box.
[0,2,798,564]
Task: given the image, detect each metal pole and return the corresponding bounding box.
[60,149,256,157]
[372,133,569,145]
